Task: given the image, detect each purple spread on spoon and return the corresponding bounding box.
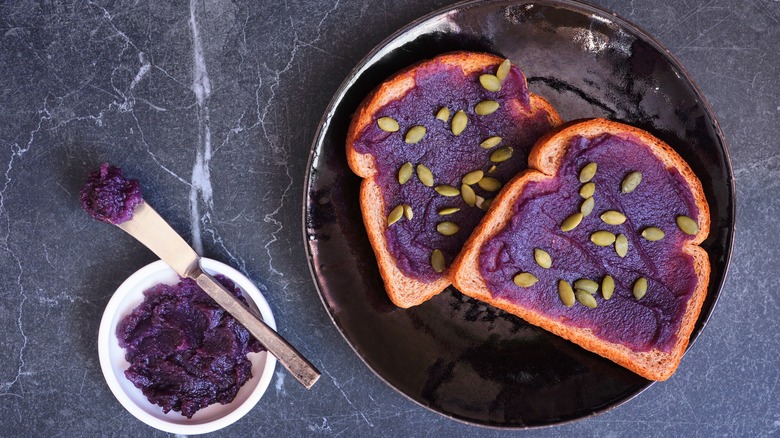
[117,275,264,418]
[479,134,701,353]
[352,60,557,281]
[80,163,143,224]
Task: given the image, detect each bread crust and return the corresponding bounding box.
[452,119,711,380]
[347,52,561,308]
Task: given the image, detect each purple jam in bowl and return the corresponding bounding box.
[80,163,143,224]
[479,134,702,353]
[117,275,264,418]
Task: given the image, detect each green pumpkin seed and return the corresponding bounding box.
[438,207,460,215]
[579,162,597,183]
[435,185,460,197]
[451,110,468,135]
[461,184,476,207]
[387,205,404,226]
[579,182,595,199]
[480,136,502,149]
[398,162,413,184]
[575,290,597,308]
[600,210,627,225]
[591,231,616,246]
[580,197,595,216]
[480,198,494,211]
[437,221,460,236]
[574,278,599,294]
[436,107,450,122]
[641,227,665,241]
[622,171,642,193]
[416,164,434,187]
[475,100,499,115]
[534,248,552,269]
[477,177,502,192]
[405,125,426,144]
[496,59,511,82]
[561,212,583,232]
[490,147,513,163]
[633,277,647,300]
[487,165,497,174]
[602,275,614,300]
[403,204,413,220]
[462,170,484,185]
[558,280,575,307]
[431,249,445,273]
[676,215,699,235]
[513,272,539,288]
[479,74,502,92]
[615,233,628,258]
[377,116,399,132]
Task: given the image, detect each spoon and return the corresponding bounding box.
[117,202,321,389]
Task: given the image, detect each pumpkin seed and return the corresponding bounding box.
[416,164,434,187]
[398,162,413,184]
[579,162,597,183]
[461,184,476,207]
[405,125,426,144]
[621,171,642,193]
[435,185,460,197]
[534,248,552,269]
[574,278,599,294]
[438,207,460,215]
[475,100,499,115]
[615,233,628,257]
[451,110,468,135]
[377,116,399,132]
[462,170,484,185]
[580,197,595,216]
[558,280,575,307]
[477,177,502,192]
[497,59,511,82]
[480,136,502,149]
[676,215,699,235]
[480,198,493,211]
[513,272,539,288]
[437,221,459,236]
[600,210,627,225]
[436,107,450,122]
[579,182,595,199]
[560,212,583,232]
[641,227,665,241]
[575,290,597,308]
[403,204,413,220]
[602,275,614,300]
[431,249,445,273]
[490,147,514,163]
[591,231,616,246]
[487,165,497,174]
[633,277,647,300]
[387,205,404,226]
[479,74,502,92]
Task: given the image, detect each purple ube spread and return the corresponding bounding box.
[479,134,701,353]
[117,276,263,418]
[80,163,143,224]
[352,60,556,281]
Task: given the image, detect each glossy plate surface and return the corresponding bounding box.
[304,0,734,428]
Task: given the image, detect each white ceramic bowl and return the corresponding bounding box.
[98,258,276,435]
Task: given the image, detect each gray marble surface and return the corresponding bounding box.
[0,0,777,436]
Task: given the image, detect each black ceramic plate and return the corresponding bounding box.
[304,0,734,428]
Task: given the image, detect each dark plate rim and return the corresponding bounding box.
[302,0,736,429]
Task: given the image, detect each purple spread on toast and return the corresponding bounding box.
[479,134,701,353]
[352,60,556,282]
[80,163,143,224]
[117,275,264,418]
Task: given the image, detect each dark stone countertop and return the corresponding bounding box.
[1,0,778,436]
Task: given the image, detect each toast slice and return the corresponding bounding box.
[347,52,562,308]
[452,119,710,380]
